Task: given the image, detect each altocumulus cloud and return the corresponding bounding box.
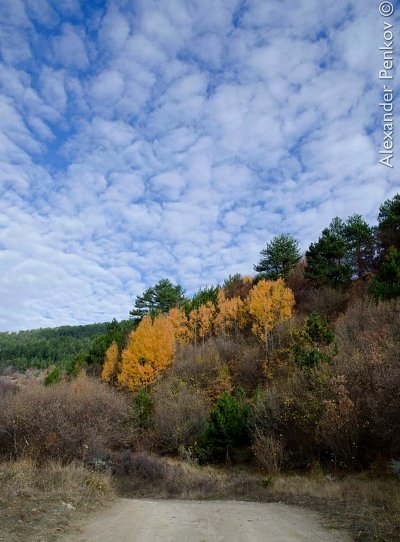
[0,0,398,331]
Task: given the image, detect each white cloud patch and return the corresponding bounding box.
[52,23,89,69]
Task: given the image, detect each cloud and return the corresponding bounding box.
[0,0,398,331]
[52,23,89,69]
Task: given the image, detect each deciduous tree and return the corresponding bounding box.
[118,316,176,390]
[101,341,120,385]
[247,278,295,343]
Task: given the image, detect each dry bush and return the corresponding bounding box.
[0,375,132,461]
[333,298,400,464]
[172,339,233,401]
[252,430,284,475]
[286,259,310,305]
[173,335,262,397]
[111,451,261,499]
[150,378,210,454]
[0,377,17,397]
[0,459,114,542]
[297,286,349,320]
[251,367,331,469]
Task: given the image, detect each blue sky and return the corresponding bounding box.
[0,0,399,331]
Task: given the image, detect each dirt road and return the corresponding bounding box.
[65,498,350,542]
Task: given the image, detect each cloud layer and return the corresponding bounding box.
[0,0,398,330]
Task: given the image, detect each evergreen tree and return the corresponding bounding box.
[305,224,352,289]
[369,247,400,300]
[254,234,300,281]
[198,389,250,462]
[342,214,375,279]
[130,279,186,321]
[378,193,400,251]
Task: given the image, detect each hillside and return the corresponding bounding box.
[0,323,109,371]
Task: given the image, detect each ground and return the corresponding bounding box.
[61,498,350,542]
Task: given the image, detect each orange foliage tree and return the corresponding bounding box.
[118,315,176,391]
[247,278,295,344]
[168,307,192,344]
[189,302,216,344]
[101,341,120,385]
[214,289,247,334]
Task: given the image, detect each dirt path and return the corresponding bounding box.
[64,498,350,542]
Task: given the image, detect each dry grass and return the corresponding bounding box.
[269,474,400,542]
[0,459,114,542]
[112,452,263,500]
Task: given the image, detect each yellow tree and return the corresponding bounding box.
[247,278,295,347]
[101,341,120,385]
[214,289,247,334]
[118,316,176,391]
[168,307,192,344]
[189,301,215,344]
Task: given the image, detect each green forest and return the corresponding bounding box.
[0,321,123,370]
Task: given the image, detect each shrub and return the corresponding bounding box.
[44,366,62,386]
[0,376,132,461]
[252,431,284,475]
[333,298,400,465]
[172,339,233,401]
[133,388,154,430]
[151,378,209,454]
[173,335,262,397]
[251,368,329,469]
[297,286,349,319]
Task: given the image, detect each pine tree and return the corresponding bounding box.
[130,279,186,321]
[254,234,300,281]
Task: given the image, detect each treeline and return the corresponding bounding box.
[0,322,110,371]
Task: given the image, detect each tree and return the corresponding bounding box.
[130,279,186,321]
[222,274,254,300]
[101,341,120,385]
[369,247,400,300]
[247,278,295,342]
[118,316,176,390]
[254,234,300,281]
[185,286,220,313]
[342,214,375,279]
[305,227,352,289]
[214,290,247,335]
[198,389,250,462]
[189,302,216,344]
[378,193,400,251]
[294,312,335,368]
[168,307,192,344]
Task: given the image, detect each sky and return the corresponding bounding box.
[0,0,399,331]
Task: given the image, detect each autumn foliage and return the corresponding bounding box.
[113,277,295,391]
[247,278,295,340]
[118,316,176,390]
[101,341,120,385]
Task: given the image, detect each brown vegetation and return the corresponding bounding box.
[0,459,114,542]
[0,376,131,461]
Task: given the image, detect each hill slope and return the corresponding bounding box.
[0,322,109,370]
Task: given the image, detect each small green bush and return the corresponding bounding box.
[44,366,62,386]
[197,389,250,463]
